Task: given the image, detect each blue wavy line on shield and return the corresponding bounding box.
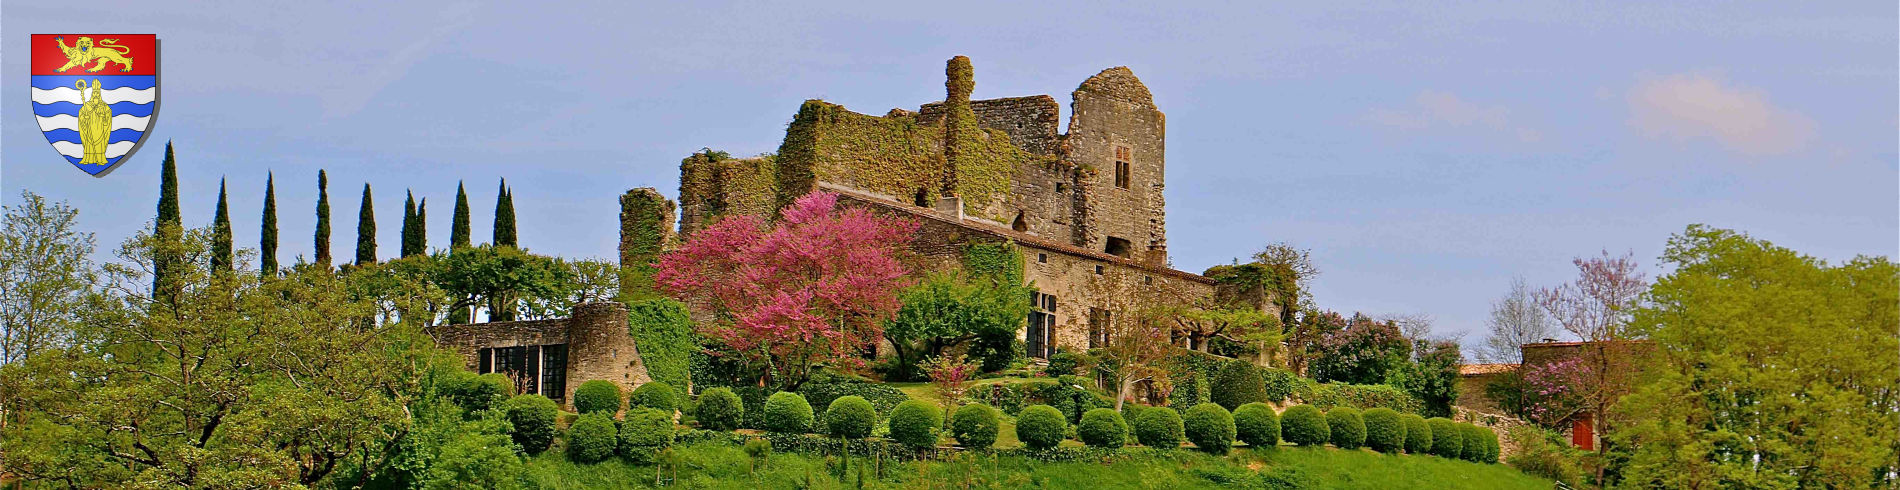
[40,128,147,144]
[32,102,154,118]
[30,75,156,90]
[55,154,127,176]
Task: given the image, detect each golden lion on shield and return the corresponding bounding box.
[54,36,135,73]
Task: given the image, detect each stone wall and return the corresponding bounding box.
[1066,67,1167,257]
[678,154,776,235]
[427,302,649,409]
[918,95,1063,156]
[431,318,571,369]
[619,187,675,269]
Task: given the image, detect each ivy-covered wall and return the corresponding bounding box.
[678,151,776,235]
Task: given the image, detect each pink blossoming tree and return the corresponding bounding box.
[654,191,917,389]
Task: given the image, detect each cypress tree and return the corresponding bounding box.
[315,170,331,267]
[451,181,471,249]
[356,183,376,266]
[154,142,181,301]
[493,179,516,247]
[415,198,428,256]
[260,172,278,277]
[211,178,232,273]
[401,190,417,257]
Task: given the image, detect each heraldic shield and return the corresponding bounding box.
[30,34,158,177]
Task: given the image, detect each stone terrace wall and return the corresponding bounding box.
[564,302,646,402]
[430,319,570,372]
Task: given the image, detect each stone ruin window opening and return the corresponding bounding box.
[1095,265,1105,275]
[477,344,569,402]
[1012,211,1028,232]
[1026,291,1057,359]
[1105,236,1133,258]
[913,188,931,207]
[1113,145,1132,189]
[1038,252,1048,263]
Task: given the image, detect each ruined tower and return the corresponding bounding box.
[1066,67,1167,265]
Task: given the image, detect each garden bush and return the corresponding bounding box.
[1401,413,1432,454]
[1505,425,1583,485]
[1459,423,1486,462]
[1280,405,1330,447]
[1481,426,1500,463]
[1168,371,1211,413]
[799,377,909,420]
[887,399,942,449]
[1426,417,1462,458]
[1077,408,1128,448]
[1326,407,1367,449]
[951,403,999,449]
[761,392,814,434]
[454,372,513,412]
[1184,403,1236,454]
[1259,368,1307,403]
[572,380,623,415]
[1210,360,1267,410]
[565,413,619,463]
[1361,407,1404,453]
[824,396,877,439]
[1233,402,1280,448]
[1015,404,1068,450]
[1133,406,1185,449]
[1298,381,1423,414]
[1046,350,1082,376]
[630,381,677,413]
[617,407,675,464]
[499,394,558,455]
[693,387,744,431]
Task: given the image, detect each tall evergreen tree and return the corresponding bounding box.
[154,142,181,300]
[356,183,376,266]
[414,198,428,257]
[211,178,233,273]
[400,190,417,257]
[315,170,331,267]
[493,179,517,247]
[448,181,471,248]
[260,172,279,277]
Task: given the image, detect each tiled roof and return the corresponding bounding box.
[1459,363,1518,376]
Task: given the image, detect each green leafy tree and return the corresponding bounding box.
[401,190,418,258]
[884,265,1026,380]
[356,183,376,266]
[315,169,332,268]
[1610,225,1898,488]
[1388,339,1461,418]
[211,178,233,273]
[260,172,278,277]
[0,191,97,366]
[153,142,181,302]
[492,180,516,248]
[450,182,471,250]
[1308,313,1410,385]
[414,198,427,257]
[427,245,572,323]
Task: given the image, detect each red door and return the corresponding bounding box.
[1571,415,1595,450]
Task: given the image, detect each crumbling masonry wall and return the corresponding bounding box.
[619,187,676,269]
[677,153,776,235]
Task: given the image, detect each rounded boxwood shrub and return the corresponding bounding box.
[1046,350,1082,376]
[693,387,744,431]
[456,372,514,412]
[1426,417,1462,458]
[1280,405,1330,447]
[951,403,999,449]
[1327,407,1367,449]
[1480,426,1500,463]
[565,413,619,463]
[501,394,559,454]
[1210,360,1267,410]
[630,381,677,413]
[1184,403,1236,454]
[1133,406,1185,449]
[1401,414,1432,454]
[887,399,942,449]
[617,407,675,464]
[1015,404,1068,450]
[1233,402,1280,448]
[572,380,623,415]
[1077,408,1128,448]
[1460,423,1486,462]
[1361,408,1404,453]
[761,392,815,434]
[825,395,877,439]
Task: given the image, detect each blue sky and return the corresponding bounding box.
[4,2,1894,349]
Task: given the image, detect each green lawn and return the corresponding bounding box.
[521,440,1551,489]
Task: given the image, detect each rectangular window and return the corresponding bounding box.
[1027,291,1057,358]
[541,344,568,402]
[1088,308,1113,349]
[477,348,493,374]
[1114,146,1132,189]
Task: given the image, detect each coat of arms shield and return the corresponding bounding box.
[30,34,158,177]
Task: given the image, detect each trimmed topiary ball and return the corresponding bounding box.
[1459,423,1486,462]
[1233,402,1281,448]
[825,395,877,439]
[1210,360,1268,410]
[630,381,677,413]
[1401,413,1432,454]
[1480,426,1500,463]
[1046,350,1081,377]
[1426,417,1462,458]
[694,387,744,431]
[887,399,943,449]
[1077,408,1128,448]
[762,392,814,434]
[1361,408,1404,453]
[617,407,675,464]
[1326,407,1367,450]
[566,412,619,463]
[501,394,559,454]
[455,372,514,412]
[1280,405,1330,447]
[572,380,623,415]
[1015,404,1068,450]
[1134,406,1185,449]
[1184,403,1237,454]
[951,403,1000,449]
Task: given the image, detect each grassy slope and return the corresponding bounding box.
[521,441,1551,489]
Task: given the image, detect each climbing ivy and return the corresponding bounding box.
[627,298,696,400]
[773,100,1034,222]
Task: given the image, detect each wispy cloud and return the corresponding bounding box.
[1366,90,1543,143]
[1626,73,1815,156]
